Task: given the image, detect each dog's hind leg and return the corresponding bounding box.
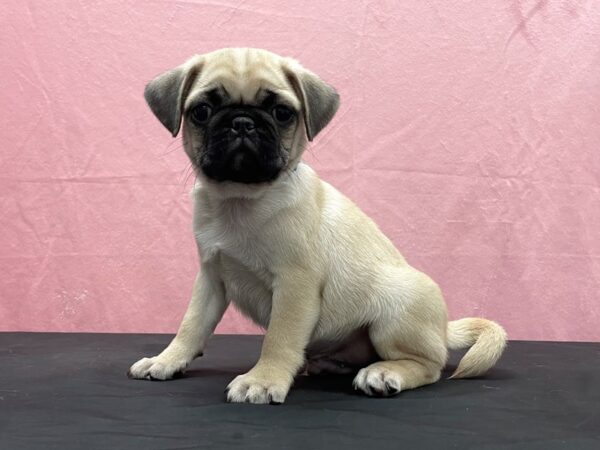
[352,347,444,396]
[352,267,448,396]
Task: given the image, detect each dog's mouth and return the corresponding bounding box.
[197,143,285,185]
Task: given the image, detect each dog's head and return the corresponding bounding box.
[144,48,339,185]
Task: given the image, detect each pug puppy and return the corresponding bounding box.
[128,48,507,404]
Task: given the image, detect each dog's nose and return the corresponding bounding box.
[231,116,255,134]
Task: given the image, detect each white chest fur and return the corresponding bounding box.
[193,197,275,326]
[192,165,310,265]
[194,199,267,269]
[190,167,313,327]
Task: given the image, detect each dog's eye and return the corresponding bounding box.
[272,105,294,123]
[190,103,212,124]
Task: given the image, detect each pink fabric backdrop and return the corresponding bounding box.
[2,1,599,340]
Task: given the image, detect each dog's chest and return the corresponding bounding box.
[194,200,273,277]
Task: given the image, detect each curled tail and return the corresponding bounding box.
[446,318,507,379]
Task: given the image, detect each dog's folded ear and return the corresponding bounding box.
[144,56,203,137]
[285,64,340,141]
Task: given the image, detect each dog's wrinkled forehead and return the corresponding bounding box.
[185,49,301,111]
[144,47,339,141]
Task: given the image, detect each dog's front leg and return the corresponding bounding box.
[226,271,320,404]
[128,264,227,380]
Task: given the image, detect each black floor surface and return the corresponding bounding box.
[1,333,599,449]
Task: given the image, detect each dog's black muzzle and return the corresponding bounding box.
[199,107,285,184]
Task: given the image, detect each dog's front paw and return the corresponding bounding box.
[127,355,190,381]
[225,369,291,404]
